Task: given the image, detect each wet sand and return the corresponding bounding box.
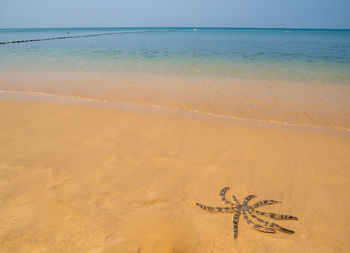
[0,95,350,252]
[1,70,349,130]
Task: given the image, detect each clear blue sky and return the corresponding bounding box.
[1,0,349,29]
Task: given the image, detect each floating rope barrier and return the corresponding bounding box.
[0,29,177,45]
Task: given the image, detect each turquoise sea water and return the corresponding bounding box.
[1,28,350,130]
[1,27,350,85]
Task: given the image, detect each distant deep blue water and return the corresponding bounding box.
[1,27,350,85]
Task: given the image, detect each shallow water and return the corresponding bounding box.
[1,28,350,130]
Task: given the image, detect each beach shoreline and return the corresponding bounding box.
[1,70,349,131]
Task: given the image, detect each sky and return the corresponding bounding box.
[0,0,349,29]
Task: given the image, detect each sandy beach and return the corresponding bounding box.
[0,93,349,252]
[1,1,350,251]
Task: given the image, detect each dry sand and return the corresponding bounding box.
[0,95,350,252]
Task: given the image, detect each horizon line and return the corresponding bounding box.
[1,26,350,30]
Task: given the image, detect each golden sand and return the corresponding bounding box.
[0,96,350,252]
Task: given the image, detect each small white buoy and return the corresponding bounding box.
[193,28,197,32]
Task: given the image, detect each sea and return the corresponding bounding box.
[1,27,350,130]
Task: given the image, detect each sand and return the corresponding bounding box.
[0,94,350,252]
